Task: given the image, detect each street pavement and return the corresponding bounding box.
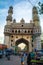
[0,55,27,65]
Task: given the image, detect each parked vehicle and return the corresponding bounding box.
[30,52,35,59]
[35,51,43,60]
[5,48,15,56]
[40,56,43,60]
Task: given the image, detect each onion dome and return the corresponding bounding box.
[13,19,16,23]
[20,18,25,23]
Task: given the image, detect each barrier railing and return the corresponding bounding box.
[31,60,43,65]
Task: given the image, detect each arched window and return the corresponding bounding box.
[8,30,9,31]
[27,37,29,39]
[32,44,33,47]
[25,30,26,33]
[31,30,33,33]
[28,30,30,33]
[22,25,23,27]
[11,40,13,42]
[11,40,13,46]
[15,30,17,33]
[16,36,18,38]
[11,36,13,38]
[12,30,14,33]
[18,30,20,33]
[11,43,12,46]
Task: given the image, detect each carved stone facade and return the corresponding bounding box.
[4,6,41,52]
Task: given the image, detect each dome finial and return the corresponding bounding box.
[20,18,25,23]
[8,6,13,14]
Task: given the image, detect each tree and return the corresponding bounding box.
[38,2,43,14]
[14,46,18,52]
[17,47,21,52]
[23,45,27,51]
[41,40,43,49]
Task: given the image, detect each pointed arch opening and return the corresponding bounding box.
[15,38,29,52]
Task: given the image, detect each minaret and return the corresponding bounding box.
[6,6,13,25]
[32,6,40,26]
[32,6,41,50]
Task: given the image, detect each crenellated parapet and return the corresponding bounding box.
[4,22,33,35]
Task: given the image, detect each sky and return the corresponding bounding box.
[0,0,43,43]
[18,43,26,50]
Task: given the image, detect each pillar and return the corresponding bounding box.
[34,36,41,50]
[29,41,32,52]
[4,35,10,48]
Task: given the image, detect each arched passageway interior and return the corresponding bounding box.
[15,38,29,52]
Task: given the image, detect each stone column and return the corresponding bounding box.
[4,35,10,48]
[11,36,16,50]
[34,36,41,50]
[29,41,32,52]
[27,43,29,52]
[35,36,41,50]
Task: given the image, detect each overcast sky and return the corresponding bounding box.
[0,0,43,43]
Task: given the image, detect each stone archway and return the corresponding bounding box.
[15,38,29,52]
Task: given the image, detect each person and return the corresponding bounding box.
[27,53,31,65]
[5,50,10,60]
[7,54,10,60]
[21,54,24,65]
[30,51,35,60]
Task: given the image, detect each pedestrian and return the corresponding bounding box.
[7,53,10,60]
[21,54,24,65]
[5,50,10,60]
[27,53,31,65]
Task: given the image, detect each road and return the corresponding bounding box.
[0,55,27,65]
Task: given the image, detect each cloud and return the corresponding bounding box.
[0,9,7,31]
[0,9,7,43]
[13,1,32,22]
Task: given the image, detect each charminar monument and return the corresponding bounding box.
[4,6,41,52]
